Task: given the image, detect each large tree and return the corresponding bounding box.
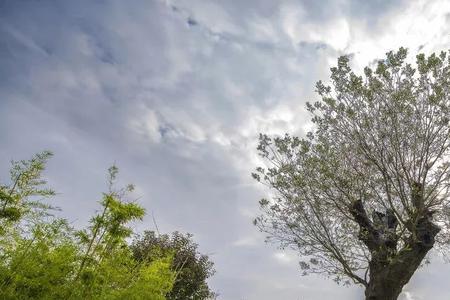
[253,48,450,300]
[131,231,216,300]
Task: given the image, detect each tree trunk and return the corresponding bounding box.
[365,276,403,300]
[364,247,424,300]
[350,180,441,300]
[364,214,440,300]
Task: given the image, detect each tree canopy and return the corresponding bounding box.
[253,48,450,300]
[132,231,216,300]
[0,152,215,299]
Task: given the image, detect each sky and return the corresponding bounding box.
[1,0,450,299]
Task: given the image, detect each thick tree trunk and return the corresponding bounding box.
[364,214,440,300]
[350,184,440,300]
[364,246,427,300]
[365,276,402,300]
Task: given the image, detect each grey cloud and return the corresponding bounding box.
[1,0,450,300]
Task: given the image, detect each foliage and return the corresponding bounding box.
[132,231,216,300]
[0,153,177,299]
[0,151,55,233]
[253,48,450,297]
[0,219,78,299]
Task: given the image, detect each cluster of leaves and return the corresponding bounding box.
[0,152,215,299]
[132,231,216,300]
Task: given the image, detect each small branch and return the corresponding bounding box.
[152,212,160,237]
[349,199,379,250]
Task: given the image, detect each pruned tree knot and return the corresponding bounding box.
[416,215,441,249]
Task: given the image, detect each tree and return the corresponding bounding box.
[71,165,175,300]
[0,153,176,300]
[131,231,216,300]
[0,151,55,232]
[0,219,78,299]
[253,48,450,300]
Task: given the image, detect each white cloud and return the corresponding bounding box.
[273,251,297,264]
[2,0,450,299]
[128,108,161,143]
[280,3,351,50]
[347,0,450,70]
[232,235,260,247]
[402,291,418,300]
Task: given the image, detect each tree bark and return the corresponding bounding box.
[364,214,440,300]
[365,245,428,300]
[350,194,440,300]
[365,271,403,300]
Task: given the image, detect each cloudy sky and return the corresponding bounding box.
[1,0,450,299]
